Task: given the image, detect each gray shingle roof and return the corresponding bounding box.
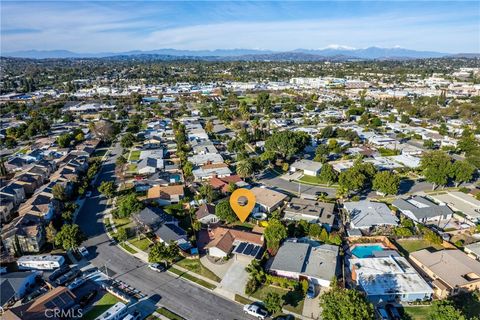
[392,196,453,220]
[344,200,398,229]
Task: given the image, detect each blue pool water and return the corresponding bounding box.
[351,245,384,258]
[170,174,181,182]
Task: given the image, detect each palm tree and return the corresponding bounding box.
[236,159,254,178]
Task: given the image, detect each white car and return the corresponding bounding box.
[78,247,89,257]
[243,304,268,319]
[148,263,166,272]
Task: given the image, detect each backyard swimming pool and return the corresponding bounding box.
[351,244,385,258]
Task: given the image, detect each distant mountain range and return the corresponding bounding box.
[2,47,479,60]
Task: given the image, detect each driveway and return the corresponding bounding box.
[218,258,252,295]
[302,286,324,320]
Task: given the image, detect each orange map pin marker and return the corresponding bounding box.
[229,188,256,223]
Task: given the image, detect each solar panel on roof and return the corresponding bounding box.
[243,244,254,255]
[235,242,247,254]
[250,246,260,257]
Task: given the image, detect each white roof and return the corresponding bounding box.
[188,153,224,166]
[351,256,433,296]
[429,191,480,221]
[291,159,323,172]
[344,200,398,229]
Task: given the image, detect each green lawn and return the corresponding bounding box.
[112,217,132,229]
[235,294,254,305]
[83,293,122,320]
[119,242,137,254]
[395,239,443,254]
[92,149,108,158]
[176,259,221,282]
[127,164,137,172]
[401,306,431,320]
[130,150,141,161]
[169,267,217,290]
[129,237,152,252]
[156,308,185,320]
[251,285,305,315]
[298,175,337,187]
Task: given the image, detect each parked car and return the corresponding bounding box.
[48,265,70,282]
[306,283,316,299]
[243,304,268,320]
[148,263,166,272]
[67,277,86,290]
[79,290,97,307]
[386,304,401,320]
[56,268,81,286]
[78,247,89,257]
[273,315,294,320]
[376,307,390,320]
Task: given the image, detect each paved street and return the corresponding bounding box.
[76,142,251,320]
[257,170,337,198]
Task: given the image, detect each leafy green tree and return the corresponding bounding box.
[264,292,283,313]
[256,92,272,114]
[423,139,436,149]
[98,181,116,198]
[338,168,366,194]
[52,184,67,201]
[148,241,179,265]
[264,219,287,254]
[320,281,375,320]
[182,161,193,178]
[116,155,127,166]
[215,200,238,223]
[450,160,475,187]
[318,164,338,185]
[372,171,401,195]
[420,151,452,189]
[265,131,310,159]
[204,120,214,134]
[46,222,57,248]
[199,184,216,202]
[115,192,143,218]
[427,301,465,320]
[116,227,128,242]
[120,132,136,148]
[54,224,86,250]
[308,224,323,239]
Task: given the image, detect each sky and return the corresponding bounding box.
[1,1,479,53]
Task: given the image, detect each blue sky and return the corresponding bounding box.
[1,1,479,53]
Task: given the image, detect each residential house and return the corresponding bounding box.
[289,159,323,176]
[1,214,45,255]
[344,200,398,231]
[283,198,336,231]
[251,187,288,213]
[3,286,76,320]
[410,249,480,298]
[195,204,218,225]
[0,271,39,310]
[429,192,480,223]
[205,227,264,260]
[464,242,480,261]
[188,153,224,166]
[269,241,339,287]
[393,196,453,224]
[350,255,433,303]
[147,185,184,206]
[209,175,247,193]
[0,182,26,206]
[140,149,164,161]
[15,173,43,196]
[0,198,14,223]
[193,163,232,181]
[138,158,164,175]
[18,191,56,222]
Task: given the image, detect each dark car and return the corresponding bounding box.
[56,268,81,286]
[386,304,401,320]
[79,290,98,307]
[48,265,70,282]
